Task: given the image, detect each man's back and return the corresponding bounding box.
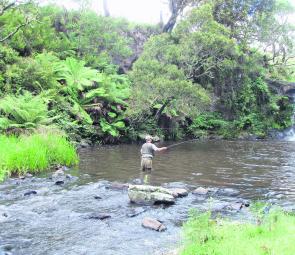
[141,143,158,158]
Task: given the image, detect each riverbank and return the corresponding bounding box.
[0,133,78,181]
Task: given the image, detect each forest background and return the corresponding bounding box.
[0,0,294,145]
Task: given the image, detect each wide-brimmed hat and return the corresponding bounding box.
[145,135,153,141]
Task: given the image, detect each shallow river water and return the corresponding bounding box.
[1,140,295,255]
[80,140,295,201]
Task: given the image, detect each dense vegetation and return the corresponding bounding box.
[181,206,295,255]
[0,132,78,180]
[0,0,294,145]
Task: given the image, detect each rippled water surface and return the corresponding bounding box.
[79,140,295,201]
[1,140,295,255]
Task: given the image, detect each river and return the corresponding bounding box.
[1,139,295,255]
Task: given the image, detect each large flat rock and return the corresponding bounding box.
[128,185,175,205]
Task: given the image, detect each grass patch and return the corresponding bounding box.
[0,132,79,181]
[181,209,295,255]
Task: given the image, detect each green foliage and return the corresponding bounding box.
[189,112,229,138]
[99,118,125,137]
[2,53,62,93]
[0,91,51,131]
[82,73,130,105]
[65,10,132,67]
[0,0,293,143]
[0,132,78,181]
[60,57,100,92]
[181,209,295,255]
[128,32,211,137]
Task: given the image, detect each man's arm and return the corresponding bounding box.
[152,144,167,152]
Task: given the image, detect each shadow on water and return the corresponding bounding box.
[1,140,295,255]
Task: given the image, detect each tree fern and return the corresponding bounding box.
[59,57,100,91]
[0,92,51,131]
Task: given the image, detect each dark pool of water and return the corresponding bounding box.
[1,140,295,255]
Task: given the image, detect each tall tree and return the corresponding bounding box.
[162,0,196,32]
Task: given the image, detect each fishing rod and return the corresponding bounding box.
[166,138,199,149]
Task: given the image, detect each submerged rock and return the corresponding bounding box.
[192,187,208,195]
[86,213,111,220]
[169,188,188,198]
[142,217,166,232]
[55,181,64,185]
[126,207,147,217]
[128,185,175,205]
[217,188,239,196]
[24,190,37,196]
[228,202,243,211]
[66,174,73,179]
[94,195,102,200]
[52,170,64,179]
[106,182,129,191]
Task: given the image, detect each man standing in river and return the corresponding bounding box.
[140,135,167,171]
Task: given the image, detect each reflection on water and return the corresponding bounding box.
[79,140,295,200]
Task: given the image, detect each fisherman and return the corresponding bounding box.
[140,135,167,171]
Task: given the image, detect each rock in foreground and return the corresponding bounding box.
[192,187,208,195]
[142,217,166,232]
[169,188,188,198]
[128,185,175,205]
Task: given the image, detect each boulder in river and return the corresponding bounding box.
[192,187,208,195]
[142,217,166,232]
[169,188,188,198]
[128,185,175,205]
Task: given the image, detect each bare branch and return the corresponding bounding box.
[0,16,32,42]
